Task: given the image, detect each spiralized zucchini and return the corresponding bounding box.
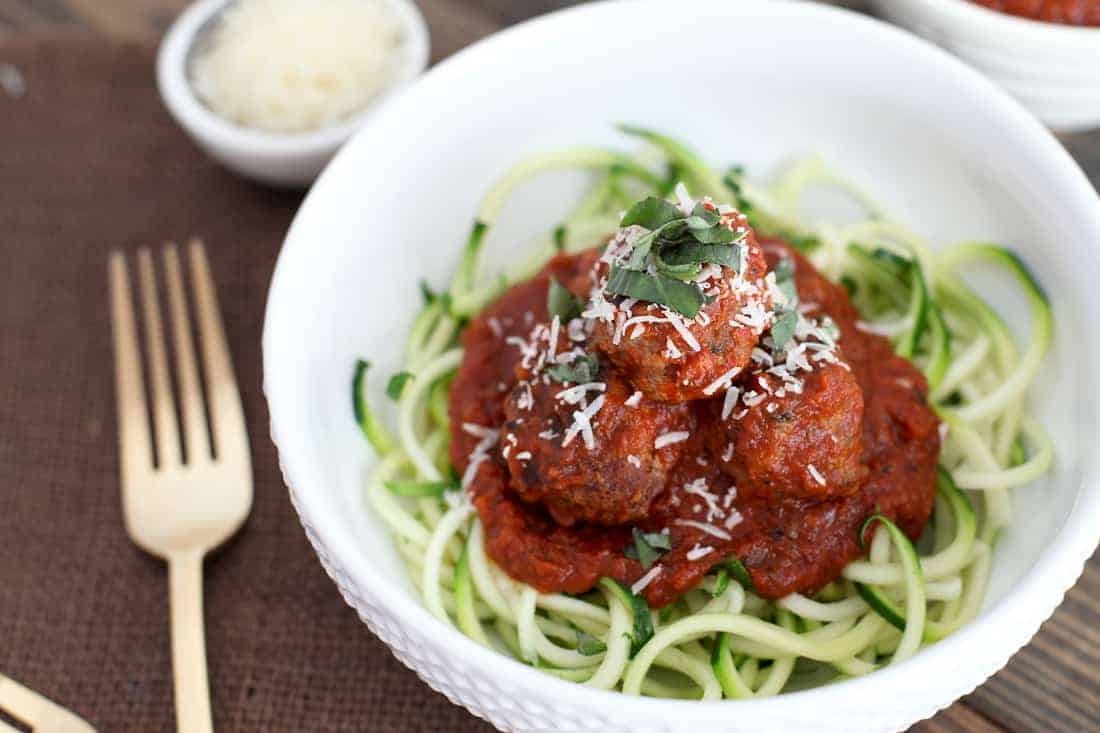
[353,127,1053,698]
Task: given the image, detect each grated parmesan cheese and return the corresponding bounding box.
[631,565,663,594]
[674,519,732,541]
[686,545,714,561]
[191,0,405,133]
[654,431,690,449]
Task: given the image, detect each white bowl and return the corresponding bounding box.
[872,0,1100,132]
[262,1,1100,730]
[156,0,430,187]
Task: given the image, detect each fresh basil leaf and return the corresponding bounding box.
[547,277,583,320]
[770,310,799,351]
[575,629,607,656]
[626,527,671,570]
[661,242,741,270]
[690,202,720,226]
[546,353,599,384]
[623,229,656,270]
[641,529,671,550]
[605,266,706,319]
[386,371,414,400]
[689,223,736,245]
[773,256,798,304]
[620,196,684,231]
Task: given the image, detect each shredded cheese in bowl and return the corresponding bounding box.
[190,0,405,134]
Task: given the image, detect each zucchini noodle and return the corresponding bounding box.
[352,127,1053,698]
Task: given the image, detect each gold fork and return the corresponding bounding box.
[0,674,95,732]
[108,240,252,733]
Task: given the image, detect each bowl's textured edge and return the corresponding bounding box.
[266,397,1088,733]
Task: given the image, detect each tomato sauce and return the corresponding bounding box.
[449,242,940,607]
[970,0,1100,25]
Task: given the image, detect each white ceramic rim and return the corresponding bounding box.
[910,0,1100,45]
[264,0,1100,721]
[155,0,431,157]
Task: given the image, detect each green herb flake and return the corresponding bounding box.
[711,568,730,598]
[660,241,743,270]
[605,266,706,319]
[385,371,414,400]
[621,196,684,230]
[575,629,607,656]
[624,527,671,569]
[773,257,798,304]
[547,277,584,321]
[770,310,799,351]
[546,353,600,384]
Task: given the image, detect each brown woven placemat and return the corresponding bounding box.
[0,33,491,732]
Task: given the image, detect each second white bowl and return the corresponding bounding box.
[873,0,1100,132]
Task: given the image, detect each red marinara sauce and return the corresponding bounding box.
[448,241,940,608]
[970,0,1100,25]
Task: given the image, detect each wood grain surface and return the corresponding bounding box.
[1,1,1097,732]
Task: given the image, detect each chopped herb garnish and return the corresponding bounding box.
[386,371,414,400]
[840,275,858,296]
[660,240,743,270]
[773,256,798,304]
[770,310,799,351]
[607,191,749,317]
[546,353,599,384]
[575,629,607,656]
[624,527,671,569]
[605,266,706,319]
[621,196,685,230]
[547,277,584,320]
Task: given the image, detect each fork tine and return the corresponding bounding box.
[187,239,247,460]
[164,244,211,462]
[137,248,181,468]
[109,252,154,483]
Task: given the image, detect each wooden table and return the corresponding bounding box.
[1,1,1096,731]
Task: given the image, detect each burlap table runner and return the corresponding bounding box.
[0,34,491,732]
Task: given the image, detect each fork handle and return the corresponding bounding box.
[169,551,214,733]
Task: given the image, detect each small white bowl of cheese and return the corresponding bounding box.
[157,0,430,187]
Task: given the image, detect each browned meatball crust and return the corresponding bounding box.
[502,366,693,527]
[707,361,867,501]
[588,214,771,403]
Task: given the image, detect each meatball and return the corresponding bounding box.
[707,362,867,501]
[589,217,771,402]
[502,364,693,527]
